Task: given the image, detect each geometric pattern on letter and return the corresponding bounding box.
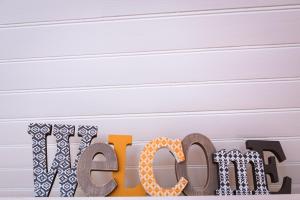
[245,151,269,195]
[214,149,233,195]
[28,123,53,197]
[28,123,97,197]
[138,137,188,196]
[214,149,270,196]
[228,150,252,195]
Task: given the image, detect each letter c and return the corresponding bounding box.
[138,137,188,196]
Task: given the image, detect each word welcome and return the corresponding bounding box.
[28,123,292,197]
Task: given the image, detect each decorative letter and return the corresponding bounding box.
[214,149,269,195]
[246,140,292,194]
[77,143,118,196]
[245,151,269,195]
[28,123,97,197]
[227,150,252,195]
[108,135,146,196]
[139,137,188,196]
[214,149,233,195]
[175,133,218,195]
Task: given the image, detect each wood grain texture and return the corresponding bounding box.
[77,143,118,196]
[175,133,218,195]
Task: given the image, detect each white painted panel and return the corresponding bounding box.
[0,190,33,197]
[1,109,300,145]
[1,0,300,25]
[1,46,300,91]
[0,81,299,119]
[1,10,300,60]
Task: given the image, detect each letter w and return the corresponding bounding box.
[28,123,97,197]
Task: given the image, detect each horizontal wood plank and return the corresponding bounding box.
[1,9,300,60]
[0,81,299,120]
[1,46,300,91]
[1,0,300,26]
[0,109,299,145]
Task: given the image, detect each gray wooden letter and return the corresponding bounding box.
[77,143,118,196]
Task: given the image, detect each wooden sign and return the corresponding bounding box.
[28,123,292,197]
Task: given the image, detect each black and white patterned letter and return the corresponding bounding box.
[214,149,269,196]
[28,123,97,197]
[245,151,269,195]
[214,149,233,195]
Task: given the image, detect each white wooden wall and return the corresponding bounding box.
[0,0,300,197]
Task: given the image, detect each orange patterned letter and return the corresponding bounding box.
[138,137,188,196]
[108,135,146,196]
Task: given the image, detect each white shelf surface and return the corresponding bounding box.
[0,194,299,200]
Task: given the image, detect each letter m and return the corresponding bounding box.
[214,149,269,195]
[28,123,97,197]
